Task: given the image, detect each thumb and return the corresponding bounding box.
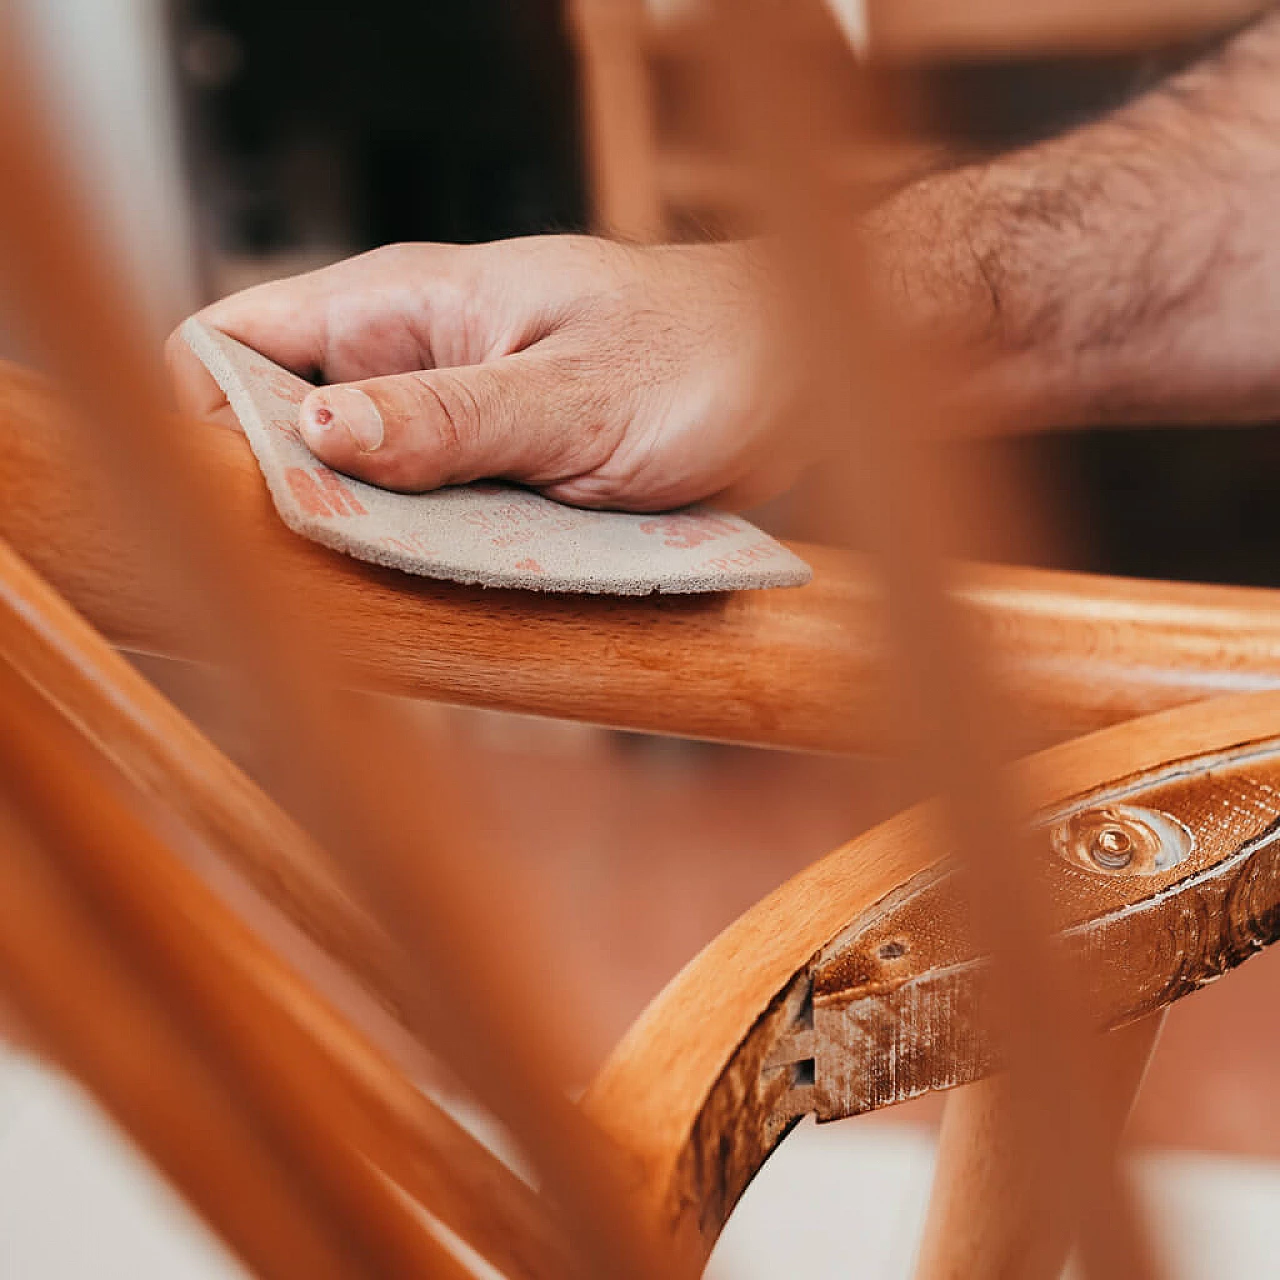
[297,356,607,492]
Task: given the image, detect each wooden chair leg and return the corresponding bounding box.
[568,0,665,240]
[913,1011,1165,1280]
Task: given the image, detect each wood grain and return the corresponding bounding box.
[584,689,1280,1261]
[809,736,1280,1117]
[3,365,1280,755]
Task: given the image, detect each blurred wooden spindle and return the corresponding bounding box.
[0,663,493,1280]
[866,0,1267,61]
[0,31,671,1277]
[568,0,665,238]
[696,1,1157,1276]
[0,536,571,1279]
[915,1013,1166,1280]
[0,801,361,1280]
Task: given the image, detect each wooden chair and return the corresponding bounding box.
[567,0,1271,238]
[2,2,1278,1277]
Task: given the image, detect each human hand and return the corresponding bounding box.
[167,236,807,512]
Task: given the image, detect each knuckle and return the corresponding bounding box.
[360,241,443,282]
[368,241,420,268]
[408,371,484,463]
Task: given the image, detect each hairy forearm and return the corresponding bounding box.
[868,10,1280,431]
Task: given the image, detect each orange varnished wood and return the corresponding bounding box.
[584,689,1280,1257]
[0,800,360,1280]
[865,0,1263,59]
[0,654,566,1280]
[0,665,469,1278]
[2,364,1279,755]
[1,6,1276,1273]
[0,535,405,1020]
[569,0,665,239]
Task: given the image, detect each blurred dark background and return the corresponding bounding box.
[176,0,589,255]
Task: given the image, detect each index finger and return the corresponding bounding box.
[164,325,233,422]
[163,263,339,420]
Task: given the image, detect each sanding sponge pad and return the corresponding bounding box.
[183,319,812,595]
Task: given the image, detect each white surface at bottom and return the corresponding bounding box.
[708,1118,1280,1280]
[0,1050,1275,1278]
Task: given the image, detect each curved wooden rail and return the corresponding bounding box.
[2,362,1280,754]
[584,688,1280,1263]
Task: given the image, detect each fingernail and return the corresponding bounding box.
[315,387,384,452]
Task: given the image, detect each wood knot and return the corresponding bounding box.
[1050,804,1193,878]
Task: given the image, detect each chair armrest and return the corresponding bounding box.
[3,362,1280,752]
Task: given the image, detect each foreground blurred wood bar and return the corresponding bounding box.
[3,362,1279,754]
[0,654,553,1280]
[864,0,1265,59]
